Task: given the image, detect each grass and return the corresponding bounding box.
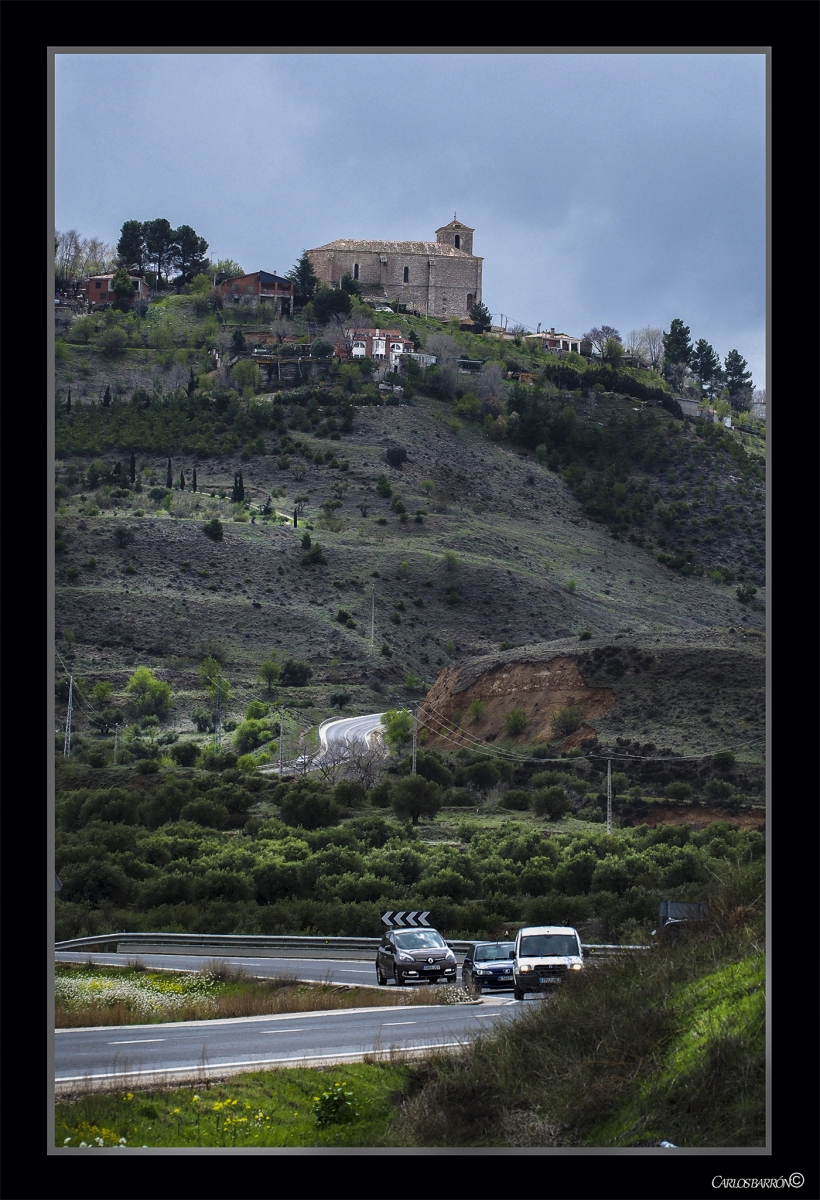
[54,960,471,1027]
[55,1062,411,1148]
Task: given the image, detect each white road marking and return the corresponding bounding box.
[107,1038,166,1044]
[263,1029,306,1034]
[381,1021,416,1026]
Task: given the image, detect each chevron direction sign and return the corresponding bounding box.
[381,910,431,928]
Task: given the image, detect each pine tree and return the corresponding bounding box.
[166,457,173,489]
[286,251,319,308]
[691,339,723,398]
[723,349,754,410]
[130,452,136,483]
[192,467,197,493]
[662,318,694,389]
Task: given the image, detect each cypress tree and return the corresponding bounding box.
[192,467,197,493]
[66,388,71,415]
[166,457,173,489]
[179,470,185,490]
[102,384,112,407]
[238,470,245,501]
[130,452,136,483]
[187,366,197,396]
[232,473,239,502]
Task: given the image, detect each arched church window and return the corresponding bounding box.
[454,235,460,249]
[353,263,359,280]
[403,266,409,283]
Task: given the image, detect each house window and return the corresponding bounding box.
[95,281,102,289]
[454,234,460,249]
[467,294,473,311]
[353,263,359,280]
[403,266,409,283]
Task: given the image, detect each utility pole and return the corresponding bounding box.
[63,676,73,758]
[279,708,285,775]
[370,585,375,654]
[113,722,125,765]
[606,758,612,835]
[412,705,417,776]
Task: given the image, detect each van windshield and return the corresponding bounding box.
[394,930,446,950]
[519,934,579,958]
[474,943,514,962]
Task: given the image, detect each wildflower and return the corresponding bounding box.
[79,1142,88,1148]
[192,1095,200,1102]
[119,1138,127,1145]
[95,1137,104,1146]
[64,1137,72,1144]
[125,1093,134,1101]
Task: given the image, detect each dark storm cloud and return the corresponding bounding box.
[55,52,765,382]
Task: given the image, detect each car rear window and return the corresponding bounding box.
[518,934,579,957]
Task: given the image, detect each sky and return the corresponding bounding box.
[54,52,766,387]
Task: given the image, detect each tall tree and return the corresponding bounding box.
[192,467,197,492]
[144,218,178,290]
[179,470,185,491]
[102,384,112,408]
[690,339,723,398]
[55,229,84,288]
[166,457,173,489]
[211,259,245,284]
[66,388,72,415]
[116,220,147,276]
[662,318,694,388]
[287,251,319,308]
[723,349,754,410]
[130,452,136,483]
[173,225,210,284]
[638,326,664,371]
[583,325,622,355]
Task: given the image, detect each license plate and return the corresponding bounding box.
[539,976,560,983]
[422,964,440,971]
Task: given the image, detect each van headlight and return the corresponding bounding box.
[519,964,531,973]
[570,963,583,970]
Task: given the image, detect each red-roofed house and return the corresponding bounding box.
[219,271,294,315]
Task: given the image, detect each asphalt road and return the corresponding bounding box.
[55,950,395,988]
[319,712,386,753]
[55,996,520,1089]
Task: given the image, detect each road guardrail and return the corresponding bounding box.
[55,932,653,959]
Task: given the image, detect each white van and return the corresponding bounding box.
[513,925,584,1000]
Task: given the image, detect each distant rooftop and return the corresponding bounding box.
[311,239,479,258]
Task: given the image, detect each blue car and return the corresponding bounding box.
[461,941,516,993]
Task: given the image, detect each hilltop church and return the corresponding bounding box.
[306,218,482,318]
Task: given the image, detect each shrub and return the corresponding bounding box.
[135,758,160,775]
[179,799,229,828]
[191,708,215,733]
[203,518,223,541]
[550,705,586,737]
[113,526,134,549]
[375,475,392,498]
[532,786,570,819]
[233,718,271,754]
[712,750,736,773]
[503,709,529,737]
[278,785,341,829]
[170,742,201,768]
[385,446,408,468]
[499,789,532,811]
[329,691,350,708]
[301,543,327,565]
[445,787,476,808]
[466,700,485,725]
[245,700,270,720]
[280,659,314,687]
[706,779,735,801]
[442,550,459,571]
[579,630,592,640]
[665,782,693,801]
[125,667,172,717]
